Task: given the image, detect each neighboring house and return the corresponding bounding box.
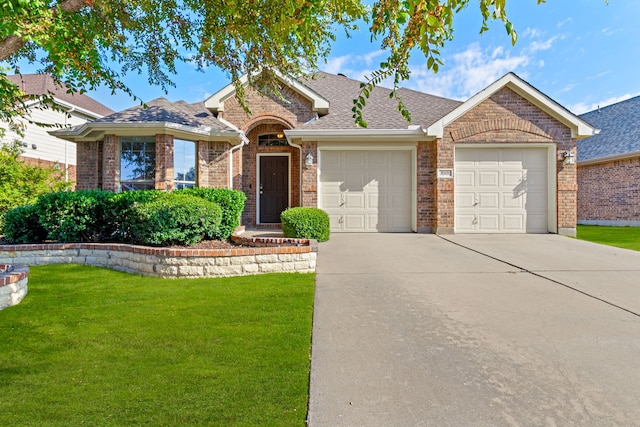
[1,74,114,183]
[52,72,595,235]
[578,97,640,226]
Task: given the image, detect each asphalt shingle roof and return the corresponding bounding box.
[578,95,640,162]
[96,98,237,131]
[302,72,461,129]
[6,74,115,117]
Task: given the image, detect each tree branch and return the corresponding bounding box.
[0,0,89,62]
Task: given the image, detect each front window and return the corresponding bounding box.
[120,136,155,191]
[174,139,196,189]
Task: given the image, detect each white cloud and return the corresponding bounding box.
[521,27,541,39]
[557,17,573,28]
[406,43,530,99]
[323,55,352,74]
[569,93,640,115]
[527,36,560,53]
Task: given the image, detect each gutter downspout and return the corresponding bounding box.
[286,138,303,208]
[229,133,249,189]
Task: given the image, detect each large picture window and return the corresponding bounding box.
[120,136,156,191]
[174,139,196,189]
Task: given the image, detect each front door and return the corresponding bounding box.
[259,155,289,223]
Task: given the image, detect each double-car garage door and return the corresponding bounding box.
[318,146,551,234]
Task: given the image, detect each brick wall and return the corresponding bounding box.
[155,134,174,191]
[442,87,576,233]
[301,142,318,208]
[220,85,316,129]
[197,141,230,188]
[19,156,77,188]
[102,134,119,191]
[76,141,102,189]
[578,157,640,224]
[417,141,437,232]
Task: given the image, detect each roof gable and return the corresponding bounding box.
[426,72,595,139]
[204,72,329,115]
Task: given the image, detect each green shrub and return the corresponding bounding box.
[0,141,71,229]
[3,204,46,244]
[105,190,164,241]
[129,193,222,246]
[281,207,330,242]
[35,190,112,242]
[179,188,246,239]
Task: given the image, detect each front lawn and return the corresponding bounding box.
[576,225,640,251]
[0,265,315,426]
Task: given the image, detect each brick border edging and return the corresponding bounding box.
[0,264,29,311]
[0,235,317,279]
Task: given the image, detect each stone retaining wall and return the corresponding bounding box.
[0,264,29,311]
[0,236,317,279]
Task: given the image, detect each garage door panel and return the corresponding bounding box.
[503,193,524,209]
[503,215,525,231]
[478,171,499,187]
[502,171,524,187]
[322,193,342,209]
[479,193,499,209]
[455,170,475,187]
[478,214,500,231]
[320,150,412,232]
[455,147,549,234]
[346,192,365,208]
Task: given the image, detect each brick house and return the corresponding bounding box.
[1,74,114,183]
[52,72,595,235]
[578,96,640,226]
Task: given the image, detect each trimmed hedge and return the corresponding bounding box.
[129,193,222,246]
[3,204,46,244]
[35,190,112,242]
[281,207,330,242]
[179,188,247,239]
[2,188,247,247]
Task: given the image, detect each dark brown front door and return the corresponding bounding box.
[259,156,289,223]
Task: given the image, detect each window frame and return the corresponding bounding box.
[120,136,156,191]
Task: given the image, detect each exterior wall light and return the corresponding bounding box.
[305,152,314,166]
[562,151,575,165]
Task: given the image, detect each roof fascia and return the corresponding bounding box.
[204,72,329,114]
[426,73,596,139]
[49,122,245,145]
[578,150,640,166]
[285,127,434,143]
[25,97,106,120]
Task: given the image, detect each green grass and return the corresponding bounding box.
[0,265,315,426]
[576,225,640,251]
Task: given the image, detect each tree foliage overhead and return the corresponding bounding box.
[1,0,598,128]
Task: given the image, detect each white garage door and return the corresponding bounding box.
[455,147,549,233]
[319,150,412,232]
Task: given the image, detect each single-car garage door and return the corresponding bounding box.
[455,147,550,233]
[319,150,412,232]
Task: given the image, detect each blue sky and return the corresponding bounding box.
[76,1,640,115]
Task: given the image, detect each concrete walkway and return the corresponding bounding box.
[308,234,640,426]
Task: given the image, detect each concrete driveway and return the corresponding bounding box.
[308,234,640,426]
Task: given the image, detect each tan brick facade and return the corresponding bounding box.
[578,158,640,224]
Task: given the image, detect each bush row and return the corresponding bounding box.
[3,188,246,246]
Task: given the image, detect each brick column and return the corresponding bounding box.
[76,141,101,190]
[207,142,229,188]
[302,142,318,207]
[102,135,119,192]
[557,142,578,236]
[435,138,455,234]
[417,141,437,233]
[155,134,174,191]
[197,141,210,187]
